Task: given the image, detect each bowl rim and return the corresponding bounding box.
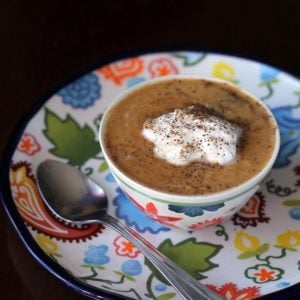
[99,75,280,205]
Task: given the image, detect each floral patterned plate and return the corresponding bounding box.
[1,51,300,300]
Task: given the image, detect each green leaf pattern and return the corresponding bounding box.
[43,108,100,166]
[145,238,223,284]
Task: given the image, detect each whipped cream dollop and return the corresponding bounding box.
[142,105,242,166]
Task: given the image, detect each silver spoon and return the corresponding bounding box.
[36,159,222,300]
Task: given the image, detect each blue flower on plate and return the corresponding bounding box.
[272,105,300,168]
[260,65,280,82]
[113,188,169,234]
[168,202,224,217]
[83,245,110,265]
[121,260,142,276]
[58,73,101,109]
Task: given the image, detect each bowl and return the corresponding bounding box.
[99,75,280,230]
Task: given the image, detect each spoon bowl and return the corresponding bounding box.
[37,159,222,300]
[37,160,108,223]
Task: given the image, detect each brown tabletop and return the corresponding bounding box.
[1,0,299,299]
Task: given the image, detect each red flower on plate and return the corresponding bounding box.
[126,193,182,228]
[246,264,284,283]
[188,217,227,230]
[206,282,260,300]
[113,236,140,258]
[98,57,144,85]
[148,57,179,77]
[17,133,41,155]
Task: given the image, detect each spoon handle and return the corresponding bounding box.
[101,214,222,300]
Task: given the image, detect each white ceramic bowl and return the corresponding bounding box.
[99,76,280,230]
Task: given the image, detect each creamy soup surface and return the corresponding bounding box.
[104,79,276,195]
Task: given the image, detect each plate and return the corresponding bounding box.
[1,51,300,300]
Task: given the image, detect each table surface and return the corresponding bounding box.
[1,0,299,299]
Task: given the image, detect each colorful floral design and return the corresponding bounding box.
[188,217,227,230]
[148,57,179,77]
[113,188,170,234]
[84,245,110,266]
[6,52,300,299]
[233,229,300,284]
[246,264,284,283]
[17,133,41,155]
[98,57,144,85]
[168,202,224,217]
[232,192,270,228]
[259,65,280,100]
[10,162,104,241]
[207,282,260,299]
[58,73,100,108]
[272,105,300,168]
[113,236,140,258]
[212,61,238,82]
[276,230,300,250]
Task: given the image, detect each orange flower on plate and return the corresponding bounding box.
[207,282,260,299]
[98,57,144,85]
[246,264,284,283]
[17,133,41,155]
[148,57,179,77]
[113,236,140,258]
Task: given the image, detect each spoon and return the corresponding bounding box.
[36,159,222,300]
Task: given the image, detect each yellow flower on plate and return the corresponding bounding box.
[234,231,261,252]
[36,233,58,255]
[212,61,236,82]
[276,230,300,249]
